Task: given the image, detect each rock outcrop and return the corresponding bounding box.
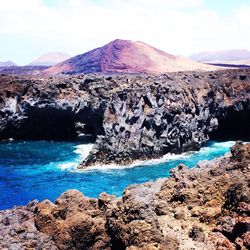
[1,142,250,249]
[0,69,250,166]
[81,69,250,167]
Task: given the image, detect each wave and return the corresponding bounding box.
[79,151,191,172]
[58,143,94,170]
[74,144,94,160]
[211,141,236,148]
[59,162,79,170]
[60,140,239,172]
[80,141,237,172]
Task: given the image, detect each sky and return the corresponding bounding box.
[0,0,250,65]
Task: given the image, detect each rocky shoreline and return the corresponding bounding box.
[0,69,249,168]
[0,141,249,249]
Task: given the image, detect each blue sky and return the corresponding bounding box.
[204,0,250,15]
[0,0,250,65]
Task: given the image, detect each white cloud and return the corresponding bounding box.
[0,0,250,64]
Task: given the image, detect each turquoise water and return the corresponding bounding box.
[0,140,235,210]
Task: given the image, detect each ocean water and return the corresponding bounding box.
[0,140,235,210]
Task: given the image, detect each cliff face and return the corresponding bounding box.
[1,142,250,249]
[81,69,250,167]
[0,69,250,167]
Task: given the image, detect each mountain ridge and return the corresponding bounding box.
[0,60,17,67]
[29,52,71,66]
[190,49,250,65]
[44,39,216,75]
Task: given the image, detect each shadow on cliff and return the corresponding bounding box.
[1,106,104,141]
[210,109,250,141]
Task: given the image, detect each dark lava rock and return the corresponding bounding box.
[0,69,250,168]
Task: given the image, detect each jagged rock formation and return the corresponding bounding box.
[81,69,250,167]
[44,39,216,75]
[0,69,250,166]
[0,200,57,249]
[1,142,250,249]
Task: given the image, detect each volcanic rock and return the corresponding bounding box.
[0,69,249,167]
[1,142,249,249]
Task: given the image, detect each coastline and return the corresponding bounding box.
[78,141,236,171]
[0,140,237,211]
[0,69,249,169]
[0,141,249,249]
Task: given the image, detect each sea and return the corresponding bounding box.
[0,140,236,210]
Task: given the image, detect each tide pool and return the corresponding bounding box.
[0,140,235,210]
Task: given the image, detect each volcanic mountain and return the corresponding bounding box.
[29,52,71,66]
[190,49,250,66]
[0,61,17,67]
[44,39,216,75]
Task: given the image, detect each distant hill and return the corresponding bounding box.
[29,52,71,66]
[0,61,17,67]
[0,66,49,76]
[44,39,216,75]
[190,49,250,66]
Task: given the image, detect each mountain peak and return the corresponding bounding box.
[190,49,250,65]
[29,52,71,66]
[0,60,17,67]
[44,40,216,75]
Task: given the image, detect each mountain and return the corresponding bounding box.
[0,61,17,67]
[0,66,50,76]
[29,52,71,66]
[44,39,216,75]
[190,49,250,65]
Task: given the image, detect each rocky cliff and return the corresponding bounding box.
[1,141,249,249]
[0,69,250,167]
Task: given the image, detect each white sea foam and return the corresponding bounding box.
[62,141,238,172]
[74,144,94,160]
[59,162,78,170]
[58,143,94,170]
[212,141,236,148]
[80,151,191,172]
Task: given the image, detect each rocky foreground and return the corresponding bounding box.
[0,69,249,168]
[0,141,249,249]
